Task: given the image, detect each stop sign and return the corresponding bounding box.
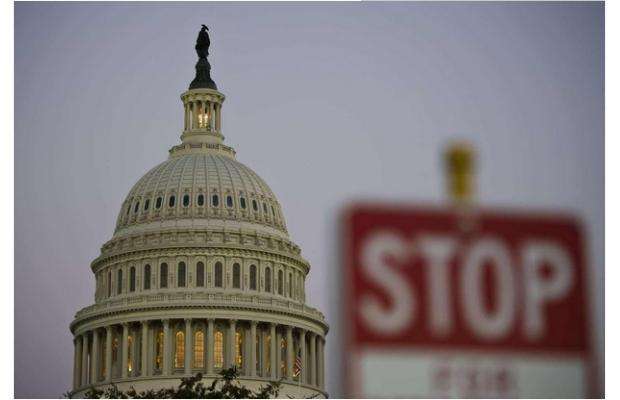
[342,203,596,398]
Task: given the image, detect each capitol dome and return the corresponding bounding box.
[69,27,327,398]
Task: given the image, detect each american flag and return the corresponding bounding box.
[293,348,302,377]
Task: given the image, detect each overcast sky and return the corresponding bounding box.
[15,2,603,398]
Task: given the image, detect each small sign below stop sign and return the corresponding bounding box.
[342,204,595,398]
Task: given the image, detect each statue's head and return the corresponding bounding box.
[201,24,209,31]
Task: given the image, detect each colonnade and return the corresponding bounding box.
[72,317,325,392]
[184,100,221,132]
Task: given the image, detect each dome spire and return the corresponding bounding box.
[189,25,217,90]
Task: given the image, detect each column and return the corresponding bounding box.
[184,103,189,131]
[105,326,113,382]
[74,336,83,389]
[121,323,129,379]
[208,101,214,131]
[228,319,236,368]
[206,319,214,375]
[81,333,90,386]
[141,321,149,377]
[185,319,192,374]
[285,326,293,380]
[299,330,307,384]
[270,324,277,380]
[318,338,324,389]
[91,330,100,383]
[249,321,257,376]
[162,319,171,375]
[309,333,316,386]
[191,102,198,130]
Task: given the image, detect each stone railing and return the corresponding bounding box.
[74,291,326,325]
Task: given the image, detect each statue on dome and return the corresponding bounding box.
[196,24,210,58]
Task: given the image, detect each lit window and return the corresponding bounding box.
[144,199,150,211]
[197,194,205,206]
[160,263,168,288]
[240,197,246,209]
[155,330,164,371]
[175,331,185,368]
[155,197,163,209]
[196,262,205,287]
[178,262,186,287]
[226,195,233,208]
[266,334,271,375]
[127,335,134,374]
[233,263,241,289]
[265,267,271,293]
[169,195,176,208]
[250,265,257,290]
[144,265,151,290]
[117,269,123,295]
[129,267,136,292]
[280,337,287,376]
[214,262,223,288]
[235,330,243,369]
[182,194,190,207]
[194,331,204,368]
[212,194,219,207]
[214,330,224,369]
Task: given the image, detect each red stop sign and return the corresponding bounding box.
[342,203,596,398]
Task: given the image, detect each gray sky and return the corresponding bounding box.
[15,2,603,398]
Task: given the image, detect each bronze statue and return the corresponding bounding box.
[196,24,210,58]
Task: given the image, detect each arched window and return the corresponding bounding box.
[155,197,163,209]
[182,194,190,207]
[196,262,205,287]
[214,262,223,288]
[144,199,150,211]
[288,272,293,297]
[129,266,136,292]
[168,195,176,208]
[107,271,112,297]
[233,263,241,289]
[174,331,185,369]
[134,201,140,213]
[240,197,246,209]
[226,195,233,208]
[194,331,204,368]
[252,199,258,212]
[265,267,272,293]
[235,329,244,369]
[178,262,186,287]
[197,194,205,206]
[155,329,164,371]
[212,194,219,207]
[160,263,168,288]
[214,329,224,369]
[117,269,123,295]
[250,265,257,290]
[143,265,151,290]
[263,203,268,214]
[278,270,283,295]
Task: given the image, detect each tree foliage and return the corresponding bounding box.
[66,367,282,399]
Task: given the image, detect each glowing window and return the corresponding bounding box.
[233,263,241,289]
[155,330,164,371]
[214,330,224,369]
[127,335,134,374]
[250,265,257,290]
[280,337,287,376]
[129,267,136,292]
[143,265,151,290]
[196,262,205,287]
[160,263,168,288]
[197,194,205,206]
[212,194,219,207]
[174,331,185,368]
[155,197,163,209]
[265,334,271,375]
[265,268,271,293]
[168,195,176,208]
[178,262,186,287]
[182,194,190,207]
[194,331,204,368]
[235,331,243,368]
[117,269,123,295]
[214,262,223,288]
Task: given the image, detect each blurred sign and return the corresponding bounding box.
[342,204,594,398]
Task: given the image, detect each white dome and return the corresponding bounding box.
[114,151,288,238]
